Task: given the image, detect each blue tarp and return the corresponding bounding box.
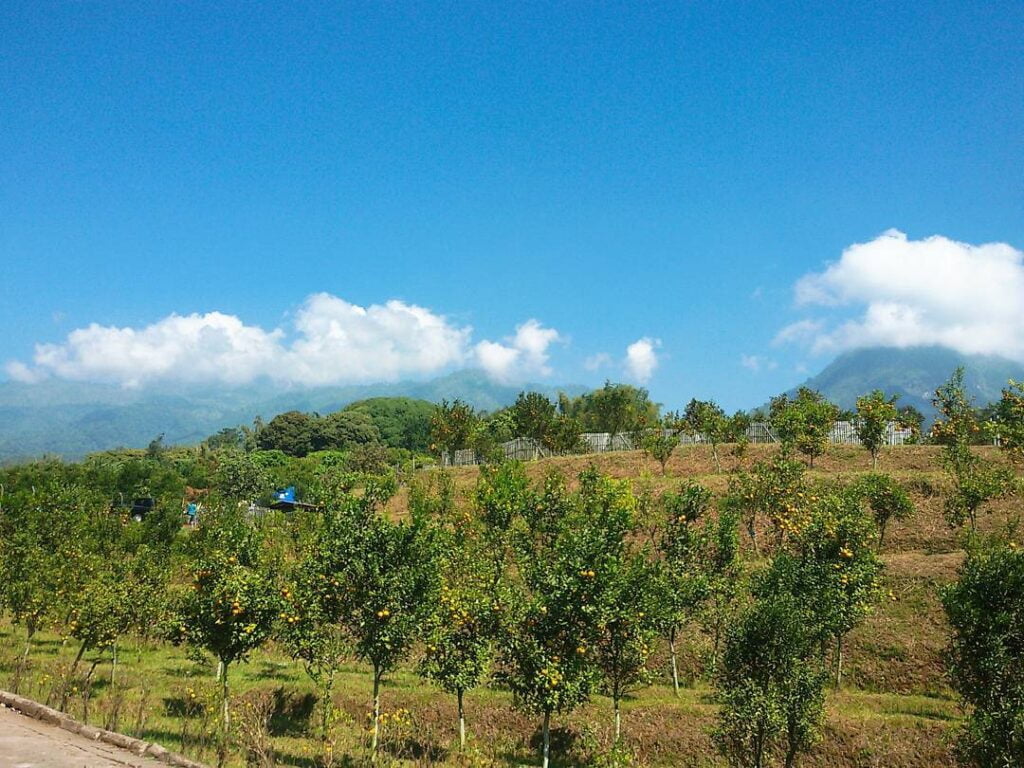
[274,486,297,503]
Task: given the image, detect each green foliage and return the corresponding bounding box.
[991,379,1024,465]
[212,451,270,502]
[942,537,1024,767]
[724,456,808,553]
[502,470,634,763]
[594,550,662,739]
[511,391,558,442]
[682,399,730,470]
[562,382,659,440]
[170,508,281,670]
[770,387,840,467]
[430,399,478,462]
[931,367,980,446]
[714,592,827,768]
[855,473,914,545]
[942,444,1014,531]
[641,418,679,475]
[342,397,435,452]
[257,411,317,457]
[854,390,900,468]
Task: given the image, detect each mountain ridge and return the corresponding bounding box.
[0,370,588,462]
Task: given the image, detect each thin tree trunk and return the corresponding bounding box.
[613,696,621,742]
[457,687,466,750]
[321,670,335,743]
[834,636,843,689]
[541,710,551,768]
[871,451,878,470]
[221,660,230,731]
[111,643,117,687]
[371,666,381,759]
[711,443,721,473]
[879,520,888,547]
[61,642,88,711]
[669,626,680,696]
[216,658,224,680]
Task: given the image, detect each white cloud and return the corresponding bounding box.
[473,319,562,383]
[5,294,484,387]
[740,354,777,373]
[584,352,612,371]
[624,337,660,383]
[781,230,1024,361]
[284,294,471,386]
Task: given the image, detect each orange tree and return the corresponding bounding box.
[277,511,352,746]
[502,469,633,768]
[992,379,1024,465]
[724,456,808,553]
[168,507,281,735]
[942,537,1024,767]
[0,482,96,688]
[594,549,662,741]
[853,390,900,469]
[682,398,730,471]
[656,481,713,694]
[334,500,441,756]
[714,590,826,768]
[770,388,840,468]
[760,490,883,687]
[855,473,914,546]
[642,415,680,475]
[430,399,478,465]
[419,531,497,751]
[697,504,743,671]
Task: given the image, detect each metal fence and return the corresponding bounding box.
[440,420,914,467]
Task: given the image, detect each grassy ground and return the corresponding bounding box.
[4,444,1017,767]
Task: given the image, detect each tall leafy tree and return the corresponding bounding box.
[855,473,914,546]
[770,388,840,467]
[430,399,478,464]
[683,398,730,471]
[656,481,713,694]
[942,538,1024,767]
[714,591,826,768]
[502,470,633,768]
[170,507,281,732]
[854,390,900,469]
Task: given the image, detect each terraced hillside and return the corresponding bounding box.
[2,443,1018,767]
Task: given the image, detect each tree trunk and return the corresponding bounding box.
[613,696,621,742]
[111,642,117,687]
[834,636,843,689]
[61,642,88,711]
[871,450,878,470]
[457,687,466,750]
[371,666,382,759]
[541,710,551,768]
[221,661,230,731]
[711,443,721,473]
[879,520,887,547]
[669,627,680,696]
[321,670,335,743]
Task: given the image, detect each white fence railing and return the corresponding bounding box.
[441,421,914,467]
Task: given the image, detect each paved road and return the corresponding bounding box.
[0,707,168,768]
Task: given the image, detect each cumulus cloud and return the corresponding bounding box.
[5,294,531,387]
[473,319,562,383]
[624,338,660,383]
[779,230,1024,361]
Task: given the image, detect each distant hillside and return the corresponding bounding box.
[791,346,1024,419]
[0,370,588,462]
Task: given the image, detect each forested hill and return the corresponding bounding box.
[790,346,1024,421]
[0,370,587,462]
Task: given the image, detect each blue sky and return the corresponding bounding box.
[2,2,1023,410]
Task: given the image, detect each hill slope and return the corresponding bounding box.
[792,346,1024,418]
[0,370,587,462]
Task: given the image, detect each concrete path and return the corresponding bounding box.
[0,706,167,768]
